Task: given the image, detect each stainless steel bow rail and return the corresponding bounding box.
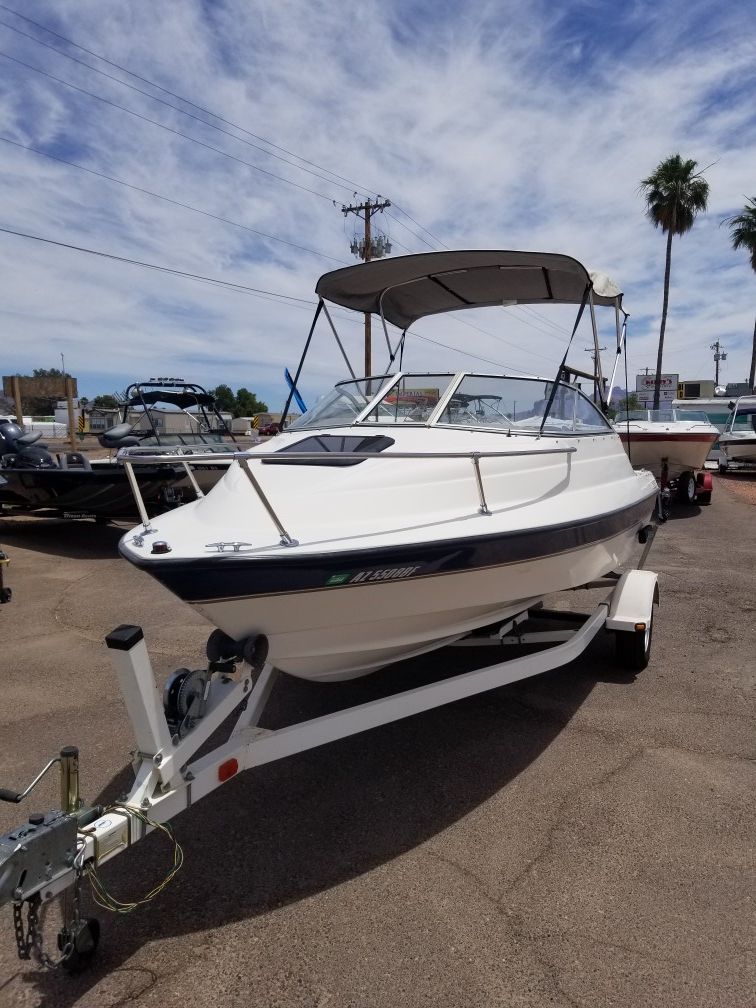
[121,445,578,543]
[0,555,659,972]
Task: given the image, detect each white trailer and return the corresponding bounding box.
[0,550,658,972]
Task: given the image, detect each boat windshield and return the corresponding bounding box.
[290,373,611,433]
[441,376,610,432]
[726,407,756,432]
[364,374,610,433]
[361,375,452,424]
[674,410,709,422]
[288,378,393,430]
[615,409,710,423]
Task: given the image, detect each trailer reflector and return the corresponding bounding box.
[218,758,239,782]
[634,622,647,632]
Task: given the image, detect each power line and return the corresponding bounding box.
[0,51,341,203]
[389,204,448,250]
[0,136,346,264]
[0,224,319,304]
[449,313,560,365]
[0,4,378,199]
[384,210,437,251]
[0,17,376,201]
[0,225,549,376]
[0,3,462,259]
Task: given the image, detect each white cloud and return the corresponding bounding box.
[0,0,753,410]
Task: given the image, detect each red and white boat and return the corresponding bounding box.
[613,408,718,504]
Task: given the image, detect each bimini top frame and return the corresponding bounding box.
[315,250,623,330]
[283,251,629,426]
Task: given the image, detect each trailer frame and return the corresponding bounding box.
[0,566,659,971]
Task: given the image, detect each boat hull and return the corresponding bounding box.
[0,464,183,519]
[126,495,655,681]
[617,432,717,478]
[719,436,756,465]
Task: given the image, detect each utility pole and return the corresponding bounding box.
[342,197,392,376]
[710,340,727,385]
[584,346,606,403]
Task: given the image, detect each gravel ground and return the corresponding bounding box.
[715,470,756,505]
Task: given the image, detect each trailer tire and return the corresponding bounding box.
[615,616,653,672]
[677,472,696,504]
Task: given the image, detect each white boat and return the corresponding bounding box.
[718,396,756,470]
[119,251,658,682]
[613,408,719,502]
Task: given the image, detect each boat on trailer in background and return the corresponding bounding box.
[0,250,660,971]
[613,407,719,514]
[718,395,756,472]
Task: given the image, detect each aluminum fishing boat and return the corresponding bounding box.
[718,396,756,470]
[0,380,241,519]
[120,251,658,682]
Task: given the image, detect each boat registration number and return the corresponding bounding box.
[326,565,421,587]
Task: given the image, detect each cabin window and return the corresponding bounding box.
[263,434,395,466]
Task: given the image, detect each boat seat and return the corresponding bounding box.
[99,423,136,449]
[58,452,92,470]
[15,431,42,446]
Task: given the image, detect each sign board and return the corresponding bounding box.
[635,373,678,405]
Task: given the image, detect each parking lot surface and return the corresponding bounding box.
[0,476,754,1007]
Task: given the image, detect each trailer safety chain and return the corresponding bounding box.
[83,806,183,914]
[12,880,79,969]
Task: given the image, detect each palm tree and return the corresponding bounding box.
[639,155,710,408]
[724,197,756,391]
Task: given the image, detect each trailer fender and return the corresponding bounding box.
[605,569,659,633]
[696,471,713,492]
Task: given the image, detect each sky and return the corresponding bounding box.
[0,0,754,413]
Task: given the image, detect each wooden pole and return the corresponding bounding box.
[65,377,77,451]
[11,375,23,428]
[364,205,372,378]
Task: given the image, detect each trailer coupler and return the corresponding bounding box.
[0,747,102,971]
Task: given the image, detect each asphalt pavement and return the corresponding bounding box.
[0,477,753,1008]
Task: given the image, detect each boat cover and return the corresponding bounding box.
[315,251,623,330]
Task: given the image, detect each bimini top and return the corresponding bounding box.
[315,250,623,331]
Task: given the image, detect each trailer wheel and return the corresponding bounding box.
[677,472,696,504]
[615,615,653,672]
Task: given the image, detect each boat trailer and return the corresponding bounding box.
[656,461,713,519]
[0,562,658,972]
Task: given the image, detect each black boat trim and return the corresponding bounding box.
[122,493,657,604]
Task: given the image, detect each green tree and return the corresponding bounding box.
[724,196,756,391]
[91,394,119,410]
[234,388,268,417]
[639,154,710,408]
[210,384,236,414]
